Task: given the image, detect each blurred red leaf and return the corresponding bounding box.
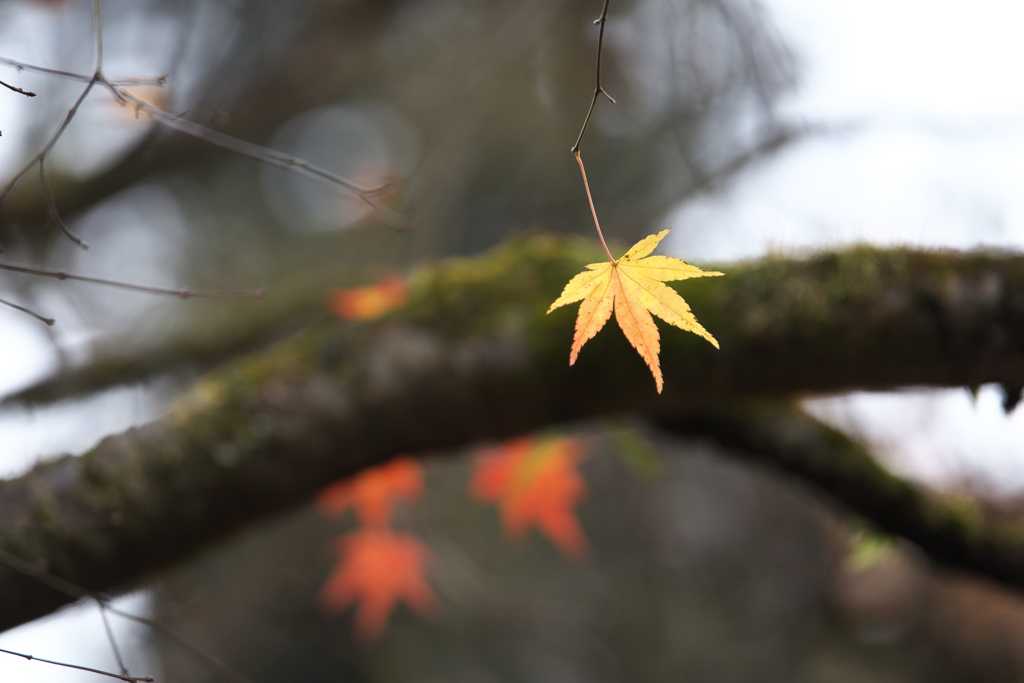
[470,436,588,558]
[318,457,423,528]
[329,274,408,320]
[320,529,436,642]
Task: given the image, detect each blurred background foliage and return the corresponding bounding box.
[156,431,1024,683]
[5,0,1024,681]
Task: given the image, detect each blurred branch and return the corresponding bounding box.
[102,79,408,228]
[0,548,256,683]
[0,76,98,247]
[9,223,1023,406]
[39,157,90,249]
[0,0,407,238]
[0,56,166,86]
[0,0,103,248]
[0,0,407,324]
[657,405,1022,585]
[0,259,264,299]
[0,1,391,323]
[703,0,789,116]
[0,646,153,683]
[2,256,339,406]
[0,296,54,326]
[0,49,407,234]
[688,122,810,194]
[3,235,1024,631]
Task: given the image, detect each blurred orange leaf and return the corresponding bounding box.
[111,86,168,121]
[320,529,435,642]
[329,274,408,320]
[470,436,589,558]
[318,457,423,528]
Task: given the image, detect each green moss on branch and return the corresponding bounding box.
[2,236,1024,631]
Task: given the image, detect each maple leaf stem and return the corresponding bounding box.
[575,152,616,263]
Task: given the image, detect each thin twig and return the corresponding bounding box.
[103,79,409,228]
[0,56,166,86]
[0,0,402,326]
[0,57,93,83]
[0,260,265,299]
[0,0,257,321]
[99,602,131,678]
[0,0,101,249]
[0,647,154,682]
[107,608,256,683]
[0,296,55,325]
[0,79,36,97]
[570,0,615,154]
[0,77,97,217]
[0,549,256,683]
[0,52,408,228]
[40,158,91,249]
[92,0,103,75]
[0,0,403,235]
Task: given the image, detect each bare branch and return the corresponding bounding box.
[0,79,36,97]
[40,159,91,249]
[109,609,255,683]
[91,0,104,75]
[571,0,615,155]
[0,56,165,86]
[656,403,1024,593]
[0,647,153,682]
[0,55,408,229]
[0,0,404,234]
[0,0,103,253]
[0,57,94,83]
[102,79,409,229]
[99,602,130,678]
[0,296,55,326]
[0,260,264,300]
[0,78,97,219]
[0,550,255,683]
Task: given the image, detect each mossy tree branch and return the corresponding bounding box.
[2,235,1024,632]
[657,405,1024,587]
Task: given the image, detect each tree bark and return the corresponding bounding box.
[2,235,1024,632]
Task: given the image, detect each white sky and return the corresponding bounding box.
[665,0,1024,493]
[4,0,1024,678]
[670,0,1024,261]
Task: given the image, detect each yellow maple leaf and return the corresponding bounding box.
[547,229,722,393]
